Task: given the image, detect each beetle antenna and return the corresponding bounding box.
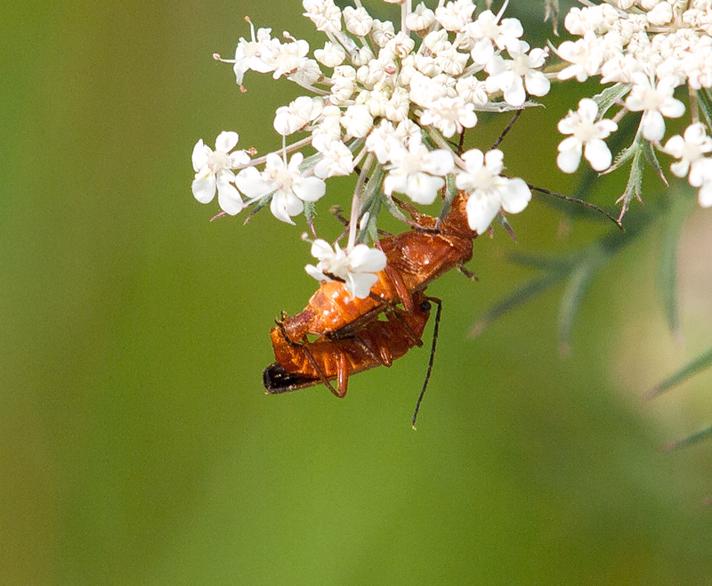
[490,109,523,150]
[527,183,624,230]
[411,297,443,430]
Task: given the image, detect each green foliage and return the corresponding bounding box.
[645,346,712,401]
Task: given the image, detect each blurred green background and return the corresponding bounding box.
[2,1,711,584]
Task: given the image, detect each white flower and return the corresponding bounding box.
[343,6,373,37]
[365,120,403,164]
[625,74,685,142]
[314,41,345,68]
[341,104,374,138]
[371,19,395,47]
[257,153,326,224]
[698,179,712,208]
[191,131,251,215]
[455,149,531,234]
[302,0,341,33]
[435,0,476,32]
[384,141,454,204]
[556,33,605,82]
[305,240,387,299]
[647,1,673,26]
[420,96,477,138]
[664,123,712,180]
[230,26,280,86]
[406,3,436,31]
[557,98,618,173]
[466,10,523,66]
[269,40,311,80]
[273,96,324,136]
[456,76,489,105]
[485,42,549,107]
[313,141,354,179]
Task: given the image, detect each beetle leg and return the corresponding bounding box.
[385,307,423,348]
[335,351,350,398]
[353,335,391,367]
[384,265,414,313]
[458,264,479,282]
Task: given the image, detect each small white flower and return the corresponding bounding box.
[191,131,251,215]
[455,149,531,234]
[556,33,605,82]
[302,0,342,33]
[435,0,476,32]
[259,153,326,224]
[406,3,436,31]
[420,96,477,138]
[625,74,685,142]
[384,141,454,205]
[664,123,712,180]
[485,41,549,107]
[305,240,387,299]
[698,179,712,208]
[647,1,673,26]
[343,6,373,37]
[273,96,324,136]
[313,141,354,179]
[557,98,618,173]
[341,104,374,138]
[230,26,280,86]
[270,40,311,80]
[456,76,489,105]
[365,121,402,164]
[466,10,523,66]
[371,19,396,47]
[314,41,345,68]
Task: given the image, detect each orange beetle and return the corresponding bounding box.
[278,192,476,344]
[264,293,441,400]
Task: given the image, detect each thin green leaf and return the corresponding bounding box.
[469,271,568,338]
[303,202,317,236]
[558,247,607,355]
[641,139,668,186]
[616,140,645,221]
[657,195,694,334]
[605,136,641,175]
[544,0,560,34]
[644,346,712,400]
[437,173,459,225]
[697,88,712,128]
[243,195,272,224]
[593,83,631,119]
[663,425,712,452]
[381,192,409,223]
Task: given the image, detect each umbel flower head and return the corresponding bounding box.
[192,0,551,298]
[553,0,712,210]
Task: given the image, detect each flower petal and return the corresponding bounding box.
[500,178,531,214]
[311,239,334,261]
[217,181,244,216]
[349,245,386,273]
[294,176,326,202]
[557,148,581,174]
[236,167,272,199]
[584,138,612,171]
[466,192,501,235]
[215,131,239,153]
[191,140,209,173]
[192,175,217,204]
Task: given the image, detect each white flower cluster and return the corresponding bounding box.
[554,0,712,208]
[191,0,550,298]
